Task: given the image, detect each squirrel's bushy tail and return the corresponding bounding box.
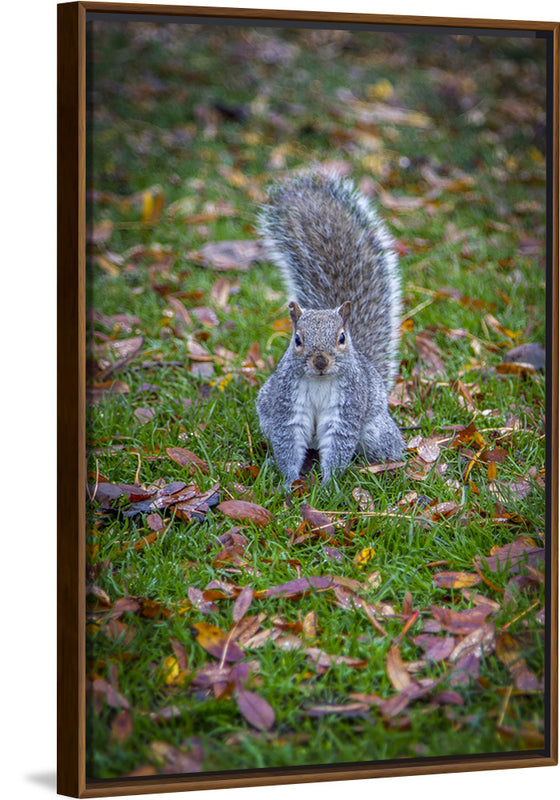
[258,172,402,389]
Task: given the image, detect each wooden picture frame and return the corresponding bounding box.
[58,3,559,796]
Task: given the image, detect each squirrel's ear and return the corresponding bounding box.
[289,301,302,325]
[338,301,352,325]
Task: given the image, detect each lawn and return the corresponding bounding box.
[84,19,548,780]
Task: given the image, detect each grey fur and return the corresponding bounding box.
[256,172,403,488]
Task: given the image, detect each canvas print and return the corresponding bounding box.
[84,12,550,781]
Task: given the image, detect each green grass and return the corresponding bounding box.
[85,21,547,779]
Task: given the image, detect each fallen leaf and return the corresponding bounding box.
[192,621,245,662]
[353,547,376,568]
[304,647,367,671]
[166,446,209,474]
[235,688,275,730]
[87,380,130,404]
[304,702,370,717]
[413,634,456,662]
[496,632,541,691]
[134,407,156,425]
[217,499,273,527]
[111,709,133,742]
[386,646,412,691]
[232,585,254,623]
[258,576,335,599]
[433,571,481,589]
[415,331,446,377]
[475,540,544,575]
[196,240,265,272]
[300,503,335,537]
[429,604,495,634]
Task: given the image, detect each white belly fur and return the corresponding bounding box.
[291,375,339,449]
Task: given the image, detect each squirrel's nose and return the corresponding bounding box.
[313,353,329,372]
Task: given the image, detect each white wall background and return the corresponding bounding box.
[1,0,556,798]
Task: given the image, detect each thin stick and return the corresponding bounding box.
[500,600,541,632]
[497,684,513,727]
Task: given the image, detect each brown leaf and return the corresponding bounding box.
[210,277,233,307]
[217,499,273,527]
[87,219,113,246]
[170,638,190,672]
[150,740,204,774]
[140,598,171,620]
[111,709,133,742]
[475,540,544,575]
[301,503,335,537]
[230,614,266,645]
[413,634,456,662]
[416,438,441,463]
[386,646,412,691]
[134,407,156,425]
[449,622,495,663]
[166,446,209,475]
[450,422,486,450]
[197,240,265,272]
[235,688,275,730]
[258,576,335,599]
[90,482,154,508]
[304,647,367,671]
[192,621,245,662]
[496,632,541,692]
[87,678,129,710]
[87,379,130,404]
[192,306,219,327]
[304,702,370,717]
[433,571,481,589]
[415,331,446,377]
[232,585,254,623]
[173,483,221,521]
[187,587,218,614]
[146,513,165,532]
[429,604,495,634]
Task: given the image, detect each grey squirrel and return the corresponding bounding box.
[256,172,404,488]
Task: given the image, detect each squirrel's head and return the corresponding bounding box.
[288,300,352,376]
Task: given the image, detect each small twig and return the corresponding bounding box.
[360,598,388,637]
[404,295,438,320]
[87,458,101,503]
[246,421,254,461]
[497,684,513,727]
[131,450,142,486]
[219,629,236,671]
[500,600,541,633]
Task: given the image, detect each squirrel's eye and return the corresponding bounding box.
[294,333,302,347]
[338,331,346,345]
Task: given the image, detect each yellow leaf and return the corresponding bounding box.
[367,78,394,101]
[302,610,318,640]
[142,190,154,225]
[353,547,376,568]
[162,656,188,686]
[141,186,165,225]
